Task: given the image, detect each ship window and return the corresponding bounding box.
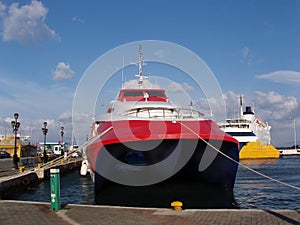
[227,132,255,136]
[147,91,165,97]
[123,91,143,97]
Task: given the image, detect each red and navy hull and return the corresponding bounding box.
[85,119,239,208]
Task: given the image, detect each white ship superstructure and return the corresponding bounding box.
[218,96,271,148]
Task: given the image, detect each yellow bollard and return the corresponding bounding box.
[171,201,183,211]
[37,163,42,168]
[50,161,54,165]
[19,166,25,173]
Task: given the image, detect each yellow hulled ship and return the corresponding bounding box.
[218,95,280,159]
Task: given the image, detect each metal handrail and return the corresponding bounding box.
[122,107,204,119]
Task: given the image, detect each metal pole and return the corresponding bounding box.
[61,126,64,144]
[60,126,66,159]
[44,130,46,160]
[13,125,18,169]
[11,113,20,169]
[294,118,297,150]
[42,122,48,163]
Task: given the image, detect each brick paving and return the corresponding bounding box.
[0,200,299,225]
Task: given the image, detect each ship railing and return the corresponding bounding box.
[122,107,204,119]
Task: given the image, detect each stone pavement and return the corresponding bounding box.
[0,159,19,178]
[0,200,299,225]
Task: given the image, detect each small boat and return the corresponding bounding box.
[278,119,300,156]
[83,45,239,208]
[218,95,280,159]
[278,147,300,156]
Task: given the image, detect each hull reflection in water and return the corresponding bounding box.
[95,181,238,209]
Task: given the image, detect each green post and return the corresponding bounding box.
[50,168,61,210]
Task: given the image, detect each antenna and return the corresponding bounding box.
[138,44,143,88]
[252,102,255,114]
[239,94,243,118]
[121,56,124,89]
[134,44,148,88]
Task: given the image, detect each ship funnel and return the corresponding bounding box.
[243,106,254,115]
[242,106,255,121]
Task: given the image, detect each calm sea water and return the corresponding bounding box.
[4,156,300,209]
[234,156,300,209]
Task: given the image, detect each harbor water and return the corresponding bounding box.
[234,156,300,209]
[2,156,300,210]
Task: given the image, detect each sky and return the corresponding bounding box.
[0,0,299,147]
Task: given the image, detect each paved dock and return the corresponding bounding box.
[0,158,20,177]
[0,200,299,225]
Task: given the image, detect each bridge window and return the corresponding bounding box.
[227,132,255,136]
[123,91,143,97]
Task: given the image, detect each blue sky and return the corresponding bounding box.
[0,0,299,146]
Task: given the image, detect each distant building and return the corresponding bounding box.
[0,134,32,145]
[0,135,5,142]
[37,142,70,156]
[0,136,37,157]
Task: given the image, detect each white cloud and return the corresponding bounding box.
[181,82,194,92]
[52,62,75,81]
[222,90,298,121]
[0,75,74,119]
[167,82,183,93]
[0,2,6,16]
[242,47,250,59]
[0,74,75,143]
[153,49,165,59]
[254,91,298,120]
[252,91,299,146]
[222,91,243,117]
[1,1,58,44]
[167,81,194,93]
[72,16,84,24]
[256,70,300,84]
[58,111,72,122]
[193,94,229,120]
[241,46,264,65]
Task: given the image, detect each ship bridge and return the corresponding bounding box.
[117,89,168,102]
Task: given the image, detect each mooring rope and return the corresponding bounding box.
[178,121,300,192]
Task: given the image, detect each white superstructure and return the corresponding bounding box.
[218,96,271,148]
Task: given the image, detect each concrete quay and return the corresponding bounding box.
[0,200,299,225]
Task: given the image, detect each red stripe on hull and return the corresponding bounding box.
[86,119,238,172]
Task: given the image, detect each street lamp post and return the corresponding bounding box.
[60,126,65,158]
[11,113,20,169]
[60,126,64,145]
[42,121,48,163]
